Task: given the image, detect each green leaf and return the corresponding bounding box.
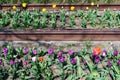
[76,56,84,78]
[25,76,32,79]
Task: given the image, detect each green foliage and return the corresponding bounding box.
[50,13,57,29]
[0,9,120,29]
[69,13,76,27]
[0,44,120,79]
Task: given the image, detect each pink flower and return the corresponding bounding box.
[71,58,76,65]
[58,56,65,63]
[107,61,112,67]
[48,48,54,55]
[58,51,62,57]
[23,48,28,54]
[23,61,28,65]
[14,58,19,63]
[32,49,37,55]
[10,60,14,65]
[113,50,119,56]
[3,48,8,57]
[68,50,74,56]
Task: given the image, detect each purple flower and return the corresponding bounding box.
[23,61,28,65]
[32,49,37,55]
[10,60,14,65]
[94,56,100,63]
[3,48,8,56]
[68,50,74,56]
[58,56,65,63]
[83,60,87,65]
[117,60,120,66]
[48,48,54,55]
[14,58,19,63]
[107,61,112,67]
[102,49,107,57]
[71,58,76,65]
[23,48,28,54]
[58,51,62,57]
[113,50,119,56]
[0,59,2,65]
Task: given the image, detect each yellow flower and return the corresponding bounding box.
[12,5,17,10]
[91,2,95,6]
[22,3,27,8]
[52,4,56,9]
[70,6,75,11]
[86,7,89,10]
[42,8,46,12]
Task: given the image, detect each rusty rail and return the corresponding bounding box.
[0,29,120,41]
[0,4,120,11]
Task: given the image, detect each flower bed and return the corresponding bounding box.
[0,45,120,80]
[0,8,120,30]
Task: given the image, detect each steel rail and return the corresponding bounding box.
[0,29,120,41]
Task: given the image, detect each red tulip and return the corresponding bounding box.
[93,47,101,56]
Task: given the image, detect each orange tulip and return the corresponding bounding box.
[93,46,101,56]
[38,56,43,62]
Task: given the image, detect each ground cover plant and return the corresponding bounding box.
[0,5,120,30]
[0,44,120,80]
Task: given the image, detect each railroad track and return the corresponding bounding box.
[0,29,120,41]
[0,4,120,41]
[0,4,120,11]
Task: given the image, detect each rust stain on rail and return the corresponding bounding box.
[0,30,120,41]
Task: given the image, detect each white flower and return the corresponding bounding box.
[32,56,36,62]
[102,52,106,56]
